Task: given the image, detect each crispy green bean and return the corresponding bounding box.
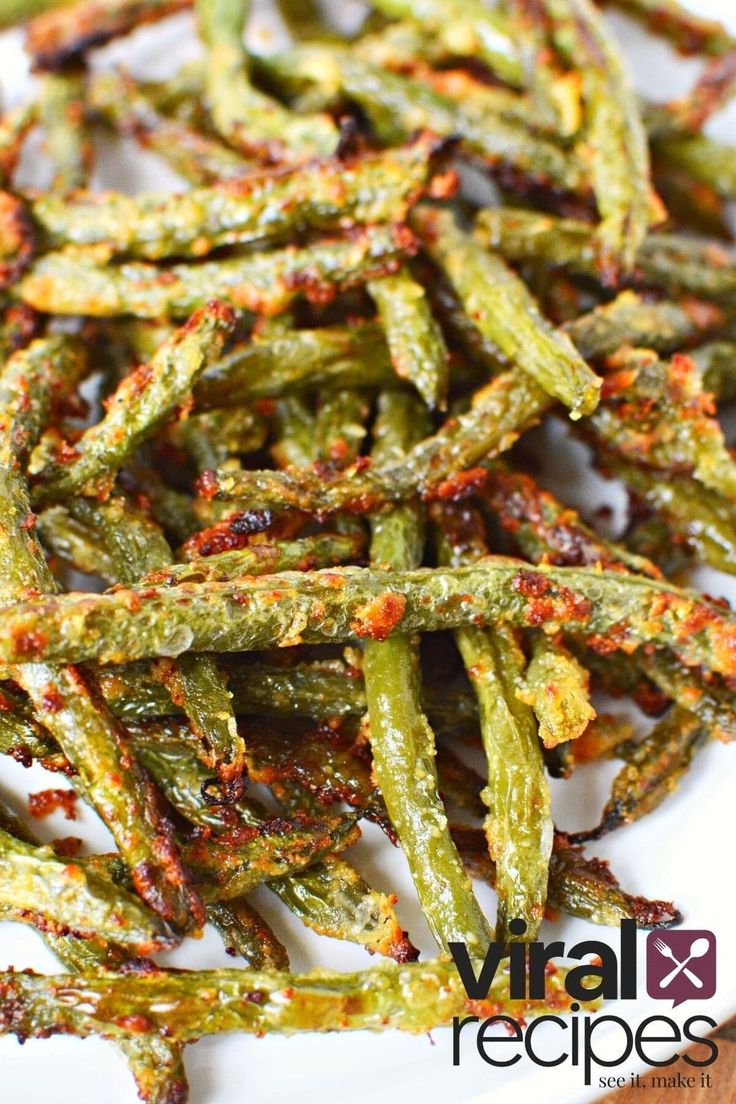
[129,719,416,960]
[0,958,591,1043]
[563,289,725,360]
[98,659,480,734]
[601,0,735,55]
[520,632,595,748]
[258,46,587,194]
[205,899,290,969]
[5,557,736,679]
[33,303,235,502]
[475,208,736,302]
[367,0,523,87]
[369,267,449,409]
[27,0,192,70]
[570,706,709,842]
[69,494,246,787]
[196,0,338,161]
[90,69,253,185]
[0,337,202,933]
[182,813,361,901]
[195,322,394,408]
[17,223,416,318]
[525,0,651,277]
[653,131,736,202]
[267,857,418,961]
[480,464,661,577]
[453,825,681,929]
[0,803,189,1104]
[609,458,736,576]
[413,205,601,418]
[0,825,171,951]
[640,651,736,743]
[38,68,92,193]
[591,348,736,501]
[198,369,549,512]
[363,392,493,954]
[435,501,552,942]
[32,135,441,260]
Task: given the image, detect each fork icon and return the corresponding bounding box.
[653,936,705,989]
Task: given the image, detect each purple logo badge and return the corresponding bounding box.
[646,930,716,1008]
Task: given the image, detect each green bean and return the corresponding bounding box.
[182,813,361,901]
[205,900,290,969]
[0,958,591,1043]
[0,338,203,933]
[692,340,736,403]
[591,348,736,501]
[17,223,416,318]
[258,46,587,194]
[272,854,417,960]
[243,721,392,838]
[527,0,651,277]
[653,162,732,241]
[435,501,552,942]
[600,0,735,55]
[0,685,69,771]
[33,135,441,260]
[267,394,315,470]
[313,389,371,465]
[33,304,235,502]
[0,803,189,1104]
[520,633,595,748]
[369,267,449,409]
[0,103,36,188]
[435,746,486,820]
[198,369,549,512]
[641,651,736,743]
[68,495,246,789]
[0,825,172,952]
[167,407,266,474]
[413,205,601,418]
[129,720,416,960]
[475,208,736,302]
[610,459,736,577]
[196,0,338,161]
[480,464,661,577]
[653,132,736,202]
[0,303,40,364]
[195,322,394,408]
[563,289,726,360]
[38,69,92,193]
[570,706,709,842]
[367,0,522,86]
[37,504,118,582]
[26,0,192,70]
[90,69,253,186]
[363,392,493,954]
[100,659,480,734]
[6,556,736,679]
[453,825,681,929]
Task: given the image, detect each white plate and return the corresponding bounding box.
[1,4,736,1103]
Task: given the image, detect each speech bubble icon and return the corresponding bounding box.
[646,930,716,1008]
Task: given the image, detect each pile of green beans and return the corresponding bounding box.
[0,0,734,1099]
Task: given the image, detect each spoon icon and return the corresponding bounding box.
[656,937,710,989]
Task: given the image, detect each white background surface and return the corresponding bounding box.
[0,3,735,1102]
